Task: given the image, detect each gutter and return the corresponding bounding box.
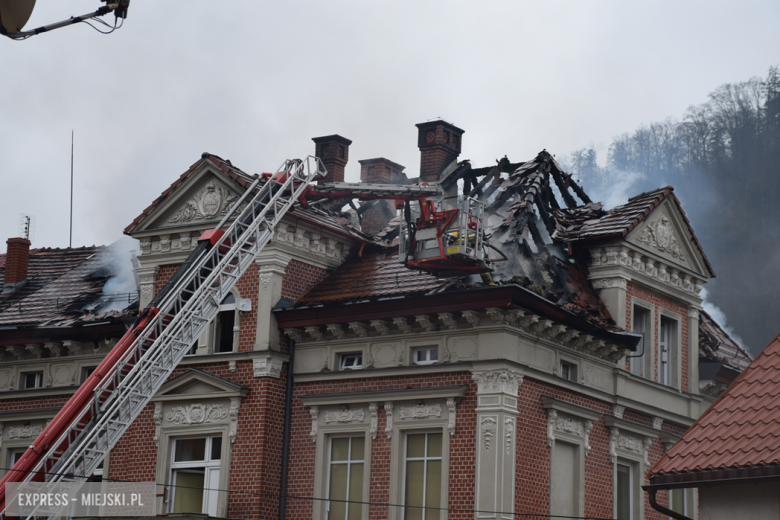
[647,488,693,520]
[278,338,295,520]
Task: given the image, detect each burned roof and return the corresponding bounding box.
[649,332,780,483]
[699,310,752,371]
[124,153,374,244]
[0,246,137,328]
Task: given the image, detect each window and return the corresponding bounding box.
[9,448,26,467]
[550,442,579,516]
[20,372,43,389]
[213,293,237,353]
[404,432,442,520]
[659,317,677,386]
[669,488,693,517]
[81,367,96,384]
[631,306,651,377]
[169,436,222,516]
[327,437,365,520]
[616,461,633,520]
[560,361,578,382]
[339,353,363,371]
[413,347,438,365]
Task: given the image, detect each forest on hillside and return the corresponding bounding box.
[563,67,780,356]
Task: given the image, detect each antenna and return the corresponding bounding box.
[18,213,36,243]
[70,129,74,248]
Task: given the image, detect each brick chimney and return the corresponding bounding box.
[358,158,406,235]
[312,134,352,183]
[4,237,31,289]
[416,120,465,182]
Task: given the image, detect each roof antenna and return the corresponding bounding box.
[70,129,74,248]
[18,213,35,243]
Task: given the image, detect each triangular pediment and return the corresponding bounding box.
[625,197,710,277]
[154,369,248,401]
[129,158,247,234]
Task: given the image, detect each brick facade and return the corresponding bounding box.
[3,238,30,285]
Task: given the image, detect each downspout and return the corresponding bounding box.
[647,487,694,520]
[278,339,295,520]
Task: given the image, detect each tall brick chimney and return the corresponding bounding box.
[416,120,464,182]
[358,158,406,235]
[4,237,31,288]
[312,134,352,183]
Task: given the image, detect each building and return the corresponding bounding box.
[647,333,777,520]
[0,120,751,520]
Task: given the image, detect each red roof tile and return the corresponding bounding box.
[650,332,780,478]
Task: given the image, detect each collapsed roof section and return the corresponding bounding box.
[699,310,752,371]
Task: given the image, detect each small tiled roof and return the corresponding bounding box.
[650,333,780,478]
[124,153,373,244]
[554,187,715,277]
[298,249,445,305]
[0,253,5,269]
[699,310,752,371]
[0,247,136,327]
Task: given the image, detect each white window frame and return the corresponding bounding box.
[193,290,241,355]
[560,360,578,382]
[339,352,363,371]
[412,346,439,366]
[657,310,681,388]
[19,371,43,389]
[325,435,366,520]
[615,460,635,520]
[168,435,223,516]
[401,430,444,520]
[629,299,653,379]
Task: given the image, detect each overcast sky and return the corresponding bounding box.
[1,1,778,250]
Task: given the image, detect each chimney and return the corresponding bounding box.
[312,134,352,183]
[4,237,31,290]
[358,158,407,235]
[416,120,465,182]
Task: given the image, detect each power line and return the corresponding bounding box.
[0,466,619,520]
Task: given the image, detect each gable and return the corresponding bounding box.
[625,197,710,278]
[154,369,247,402]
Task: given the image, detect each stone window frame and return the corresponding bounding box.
[331,346,366,372]
[557,353,581,383]
[194,287,243,356]
[0,409,58,478]
[404,339,443,367]
[604,415,659,520]
[542,397,601,517]
[629,297,655,380]
[656,308,682,389]
[301,386,465,520]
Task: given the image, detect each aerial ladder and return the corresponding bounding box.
[0,155,493,518]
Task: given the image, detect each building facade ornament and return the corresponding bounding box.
[392,317,412,334]
[370,320,390,336]
[447,398,457,437]
[592,277,628,290]
[636,216,685,260]
[309,406,319,443]
[472,369,524,397]
[613,405,625,419]
[229,397,241,444]
[44,342,62,358]
[165,403,229,425]
[485,307,505,323]
[305,326,324,341]
[168,181,239,223]
[437,312,458,330]
[461,310,480,328]
[369,403,378,440]
[520,314,539,329]
[415,315,436,332]
[284,328,304,343]
[384,402,394,439]
[228,361,236,373]
[324,409,365,424]
[253,358,283,379]
[688,307,700,320]
[399,404,442,419]
[326,324,345,339]
[504,418,515,453]
[347,322,368,338]
[481,417,497,452]
[504,309,524,325]
[153,402,162,446]
[258,272,273,288]
[556,416,584,436]
[5,345,24,360]
[8,424,44,439]
[652,417,664,430]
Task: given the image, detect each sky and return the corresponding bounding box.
[1,0,779,250]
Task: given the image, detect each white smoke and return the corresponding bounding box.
[99,236,141,312]
[700,287,746,349]
[588,169,647,210]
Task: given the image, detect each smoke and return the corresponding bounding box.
[98,235,141,312]
[700,287,746,350]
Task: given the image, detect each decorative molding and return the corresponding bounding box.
[481,417,497,452]
[584,420,594,455]
[505,418,515,453]
[532,320,553,335]
[153,402,162,446]
[384,402,394,439]
[369,403,378,440]
[229,397,240,444]
[44,342,62,358]
[258,272,273,288]
[284,328,304,342]
[324,409,365,423]
[437,312,458,330]
[6,345,24,360]
[688,307,700,320]
[305,326,324,341]
[485,307,504,323]
[613,405,625,419]
[609,427,619,463]
[652,417,664,430]
[253,358,282,379]
[309,406,319,443]
[636,216,685,260]
[546,325,568,340]
[415,315,436,332]
[618,433,642,454]
[556,416,584,436]
[326,324,346,339]
[393,317,412,334]
[520,314,539,329]
[168,181,239,223]
[461,310,480,328]
[546,409,558,448]
[447,398,457,437]
[504,309,524,325]
[370,320,390,336]
[592,277,628,290]
[273,223,352,265]
[472,369,524,396]
[8,424,43,439]
[165,403,229,425]
[228,360,236,373]
[348,322,368,338]
[399,404,442,419]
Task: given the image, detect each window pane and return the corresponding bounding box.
[616,464,631,520]
[407,434,426,458]
[427,433,443,458]
[222,293,236,305]
[329,464,348,520]
[210,436,222,461]
[416,350,426,362]
[331,438,350,462]
[173,470,205,513]
[216,310,235,353]
[174,438,206,462]
[430,349,438,361]
[347,463,364,520]
[405,460,425,520]
[350,437,364,462]
[424,460,441,520]
[670,488,684,513]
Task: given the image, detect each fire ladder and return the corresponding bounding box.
[0,156,444,519]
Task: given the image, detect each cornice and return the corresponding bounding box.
[300,385,467,406]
